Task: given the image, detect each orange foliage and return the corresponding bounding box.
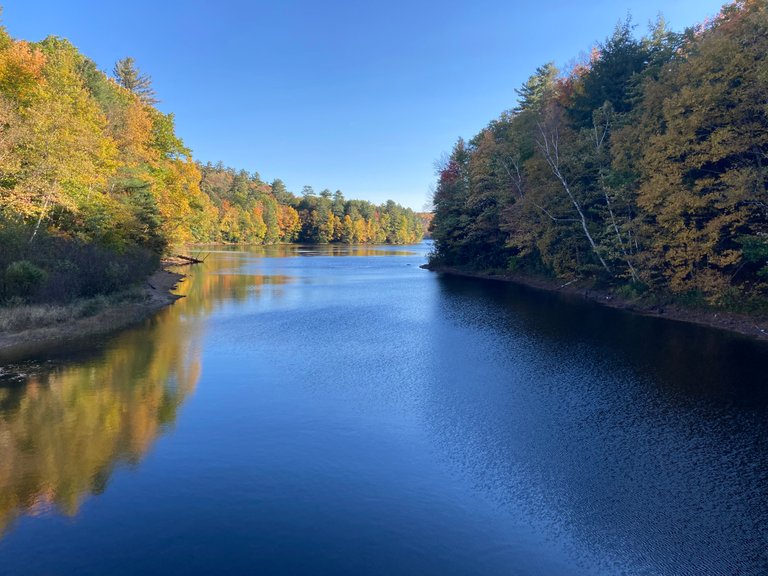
[0,41,46,103]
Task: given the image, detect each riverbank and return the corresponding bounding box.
[423,264,768,342]
[0,268,184,360]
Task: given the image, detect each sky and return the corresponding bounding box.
[3,0,726,210]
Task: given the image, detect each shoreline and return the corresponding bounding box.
[423,264,768,343]
[0,268,185,361]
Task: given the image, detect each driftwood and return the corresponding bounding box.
[162,253,209,267]
[174,253,207,264]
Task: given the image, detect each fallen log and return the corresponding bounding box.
[174,253,205,264]
[161,253,208,266]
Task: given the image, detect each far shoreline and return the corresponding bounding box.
[423,264,768,343]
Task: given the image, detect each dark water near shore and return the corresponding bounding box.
[0,242,766,575]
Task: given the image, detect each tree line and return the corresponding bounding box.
[430,0,768,310]
[0,21,422,304]
[199,163,423,246]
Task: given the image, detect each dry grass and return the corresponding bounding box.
[0,287,148,333]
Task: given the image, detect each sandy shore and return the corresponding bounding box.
[424,264,768,343]
[0,269,184,360]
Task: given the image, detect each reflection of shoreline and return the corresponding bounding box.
[294,246,419,257]
[0,283,203,537]
[189,243,423,258]
[425,264,768,343]
[0,252,296,537]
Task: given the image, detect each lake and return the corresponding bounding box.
[0,242,766,575]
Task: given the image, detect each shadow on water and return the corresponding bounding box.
[435,273,768,406]
[425,273,768,574]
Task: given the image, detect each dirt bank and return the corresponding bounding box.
[424,264,768,343]
[0,268,184,360]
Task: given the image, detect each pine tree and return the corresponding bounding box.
[515,62,558,113]
[112,57,157,105]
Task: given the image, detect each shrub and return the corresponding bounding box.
[0,218,160,306]
[80,294,108,317]
[614,281,649,300]
[5,261,48,301]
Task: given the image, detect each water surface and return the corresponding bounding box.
[0,243,766,575]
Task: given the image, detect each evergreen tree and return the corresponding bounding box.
[515,62,558,112]
[112,57,157,105]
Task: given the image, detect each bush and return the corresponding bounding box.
[5,261,48,301]
[80,294,108,317]
[0,217,160,306]
[614,281,649,300]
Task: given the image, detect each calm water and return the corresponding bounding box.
[0,242,766,575]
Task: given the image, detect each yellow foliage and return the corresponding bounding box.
[0,41,45,103]
[114,99,154,163]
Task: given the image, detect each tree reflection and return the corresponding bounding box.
[0,246,373,536]
[0,281,203,535]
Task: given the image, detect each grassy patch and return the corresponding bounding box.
[0,287,150,333]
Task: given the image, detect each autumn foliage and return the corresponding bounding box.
[0,23,422,304]
[429,1,768,309]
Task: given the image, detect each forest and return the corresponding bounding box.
[429,0,768,311]
[0,21,422,305]
[199,164,423,246]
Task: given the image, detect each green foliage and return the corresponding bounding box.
[0,217,158,305]
[4,260,47,300]
[112,56,157,105]
[739,235,768,278]
[515,62,558,112]
[150,110,188,158]
[614,281,649,300]
[569,19,649,128]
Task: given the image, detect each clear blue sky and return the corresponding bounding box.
[4,0,725,209]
